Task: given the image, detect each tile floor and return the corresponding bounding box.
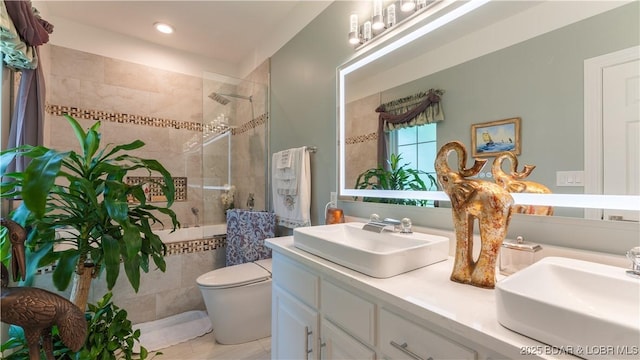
[150,332,271,360]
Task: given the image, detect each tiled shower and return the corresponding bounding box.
[34,45,271,322]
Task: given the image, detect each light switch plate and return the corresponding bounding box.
[556,171,585,186]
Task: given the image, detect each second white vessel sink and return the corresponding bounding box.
[496,256,640,359]
[293,222,449,278]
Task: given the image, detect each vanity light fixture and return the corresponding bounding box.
[348,0,440,48]
[349,14,361,45]
[363,21,373,42]
[153,22,174,34]
[372,0,385,30]
[401,0,416,12]
[387,4,397,28]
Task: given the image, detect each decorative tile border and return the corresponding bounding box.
[165,235,227,256]
[125,176,188,202]
[46,104,203,131]
[34,235,227,275]
[232,113,268,135]
[46,104,268,136]
[346,132,377,145]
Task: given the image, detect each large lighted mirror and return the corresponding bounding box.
[339,0,639,219]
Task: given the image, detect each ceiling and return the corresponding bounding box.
[41,1,332,73]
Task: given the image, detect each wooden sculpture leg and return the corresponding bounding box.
[24,329,42,360]
[450,213,474,284]
[42,327,55,360]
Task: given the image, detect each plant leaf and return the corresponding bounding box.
[52,250,80,290]
[22,242,54,287]
[22,150,69,218]
[121,222,141,260]
[123,255,140,292]
[63,114,90,154]
[100,140,145,161]
[102,234,121,289]
[85,127,101,161]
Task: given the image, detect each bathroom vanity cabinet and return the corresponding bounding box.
[267,236,576,360]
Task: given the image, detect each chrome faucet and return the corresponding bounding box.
[362,214,412,233]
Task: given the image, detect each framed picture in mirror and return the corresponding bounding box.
[471,117,521,157]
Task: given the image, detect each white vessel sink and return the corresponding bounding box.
[496,257,640,359]
[293,222,449,278]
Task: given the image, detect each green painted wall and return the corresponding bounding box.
[270,1,355,229]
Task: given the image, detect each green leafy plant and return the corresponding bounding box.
[71,292,155,360]
[0,114,179,311]
[0,292,159,360]
[353,153,438,206]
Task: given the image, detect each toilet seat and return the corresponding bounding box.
[196,261,271,289]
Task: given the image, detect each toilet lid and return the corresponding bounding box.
[196,262,271,288]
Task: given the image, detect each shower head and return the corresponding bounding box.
[222,93,252,102]
[208,92,230,105]
[208,92,252,105]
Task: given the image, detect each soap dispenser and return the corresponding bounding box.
[499,236,542,275]
[324,200,345,225]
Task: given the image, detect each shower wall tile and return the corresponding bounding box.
[117,294,157,325]
[50,46,104,83]
[181,248,218,285]
[147,91,202,124]
[344,93,381,187]
[104,58,168,94]
[156,285,206,320]
[102,59,203,124]
[121,255,182,299]
[48,75,81,106]
[346,93,379,136]
[79,80,151,115]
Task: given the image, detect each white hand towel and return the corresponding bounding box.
[276,149,292,169]
[274,148,301,195]
[272,146,311,228]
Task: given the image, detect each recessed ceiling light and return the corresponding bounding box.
[154,22,174,34]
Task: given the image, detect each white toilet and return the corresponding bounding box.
[196,258,272,344]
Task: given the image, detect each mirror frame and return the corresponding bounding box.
[338,0,640,212]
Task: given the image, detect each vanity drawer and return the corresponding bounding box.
[380,308,476,360]
[272,253,319,308]
[321,280,375,346]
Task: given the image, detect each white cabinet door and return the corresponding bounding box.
[272,285,319,360]
[379,308,477,360]
[321,320,376,360]
[321,279,376,346]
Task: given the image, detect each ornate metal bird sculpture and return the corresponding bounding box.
[1,218,87,360]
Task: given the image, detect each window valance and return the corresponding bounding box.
[375,89,444,131]
[375,89,444,167]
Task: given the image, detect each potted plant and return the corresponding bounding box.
[353,153,438,206]
[0,114,179,312]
